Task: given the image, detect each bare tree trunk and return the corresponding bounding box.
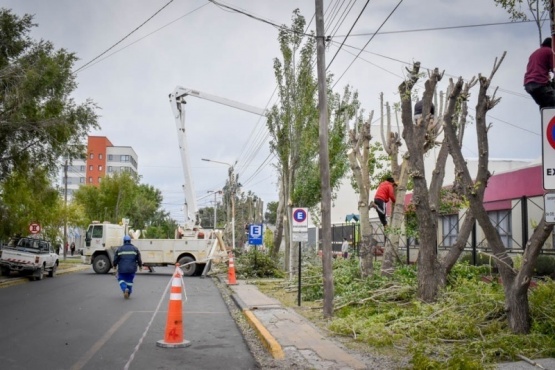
[445,52,554,333]
[347,113,375,277]
[398,63,443,302]
[271,176,285,261]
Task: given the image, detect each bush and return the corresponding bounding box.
[235,249,284,279]
[534,255,555,278]
[459,252,495,267]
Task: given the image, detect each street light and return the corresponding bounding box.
[202,158,236,249]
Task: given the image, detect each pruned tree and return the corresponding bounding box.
[347,112,379,277]
[444,52,554,333]
[381,73,447,277]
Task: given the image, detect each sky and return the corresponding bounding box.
[2,0,548,223]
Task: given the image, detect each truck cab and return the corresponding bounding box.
[84,222,125,274]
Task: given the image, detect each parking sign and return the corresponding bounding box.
[248,224,263,245]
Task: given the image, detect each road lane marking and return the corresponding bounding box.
[70,311,132,370]
[124,274,173,370]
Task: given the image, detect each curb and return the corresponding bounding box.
[243,309,284,360]
[223,277,285,360]
[230,292,249,311]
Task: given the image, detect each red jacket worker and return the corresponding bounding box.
[373,177,397,227]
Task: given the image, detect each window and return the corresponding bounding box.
[89,165,93,171]
[80,177,85,183]
[92,225,103,238]
[108,154,113,161]
[98,177,102,183]
[121,155,129,162]
[108,166,113,173]
[98,165,103,171]
[89,177,93,183]
[99,154,103,159]
[89,153,94,159]
[441,215,459,247]
[488,210,512,248]
[80,165,85,171]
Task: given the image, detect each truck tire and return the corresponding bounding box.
[0,267,9,276]
[178,256,195,276]
[33,265,45,281]
[93,255,112,274]
[48,262,58,277]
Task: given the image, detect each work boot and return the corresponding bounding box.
[124,288,130,299]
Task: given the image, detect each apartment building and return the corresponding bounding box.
[64,136,138,198]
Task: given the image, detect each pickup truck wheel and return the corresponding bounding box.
[178,256,195,276]
[34,265,45,281]
[48,263,58,277]
[93,255,111,274]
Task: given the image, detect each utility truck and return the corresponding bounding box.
[0,237,59,280]
[83,221,227,276]
[83,88,266,276]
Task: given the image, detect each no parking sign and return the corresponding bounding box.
[542,108,555,190]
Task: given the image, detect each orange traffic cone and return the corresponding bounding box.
[156,264,191,348]
[227,252,237,285]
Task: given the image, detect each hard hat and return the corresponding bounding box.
[123,235,131,243]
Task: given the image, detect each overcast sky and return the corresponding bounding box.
[3,0,547,223]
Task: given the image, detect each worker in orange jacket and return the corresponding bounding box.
[372,177,397,227]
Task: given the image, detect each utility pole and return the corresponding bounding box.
[63,158,68,261]
[202,158,236,249]
[315,0,334,318]
[230,167,236,249]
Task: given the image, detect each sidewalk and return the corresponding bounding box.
[229,279,369,370]
[228,279,555,370]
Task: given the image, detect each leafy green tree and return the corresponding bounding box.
[264,201,278,225]
[267,9,360,268]
[72,172,163,230]
[0,166,74,243]
[144,210,178,239]
[0,9,98,181]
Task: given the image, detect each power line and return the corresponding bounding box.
[76,3,209,73]
[208,0,312,37]
[74,0,175,73]
[332,19,547,38]
[332,0,405,88]
[327,0,370,70]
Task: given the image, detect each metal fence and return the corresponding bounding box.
[319,196,555,265]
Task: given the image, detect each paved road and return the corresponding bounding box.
[0,267,257,370]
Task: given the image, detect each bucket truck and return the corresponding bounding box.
[82,88,266,276]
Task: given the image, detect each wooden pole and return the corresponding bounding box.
[315,0,334,318]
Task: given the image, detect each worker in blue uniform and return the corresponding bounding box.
[113,235,142,299]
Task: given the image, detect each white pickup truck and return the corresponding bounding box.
[0,237,59,281]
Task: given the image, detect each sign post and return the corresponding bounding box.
[291,208,308,306]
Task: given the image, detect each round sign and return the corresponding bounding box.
[29,223,41,234]
[547,116,555,150]
[293,208,307,223]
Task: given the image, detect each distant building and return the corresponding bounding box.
[63,136,138,199]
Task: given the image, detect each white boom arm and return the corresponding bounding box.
[169,86,266,229]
